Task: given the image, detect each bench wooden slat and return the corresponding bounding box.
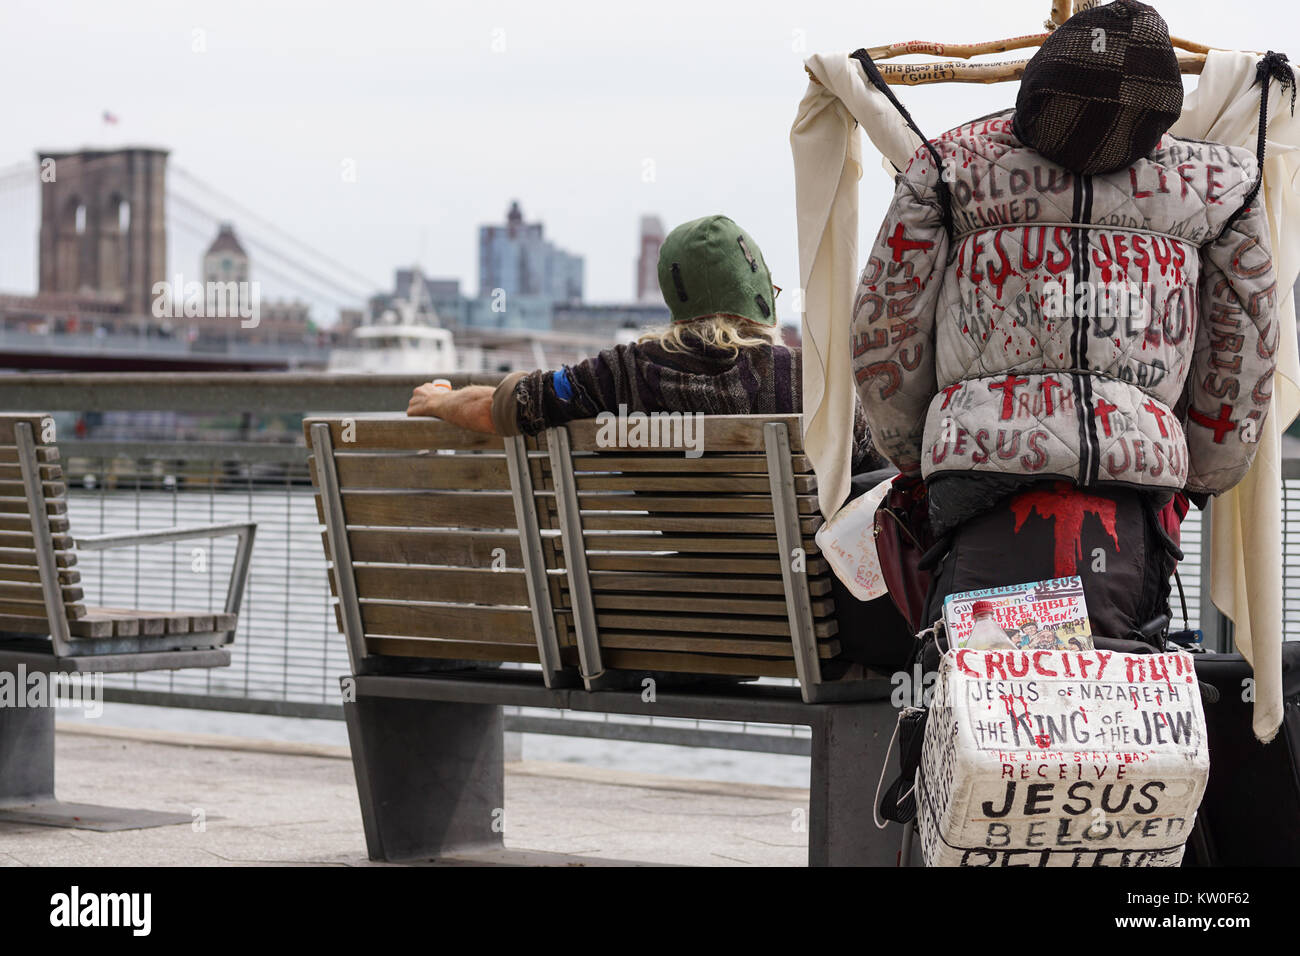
[325,492,517,530]
[0,546,76,568]
[0,530,74,550]
[587,592,834,617]
[344,566,530,606]
[0,480,66,499]
[562,415,803,454]
[0,445,60,464]
[570,454,814,474]
[0,416,55,445]
[0,463,62,482]
[594,611,836,638]
[0,496,65,516]
[574,493,818,515]
[0,597,87,620]
[324,454,512,491]
[304,416,527,453]
[600,648,796,678]
[357,602,536,644]
[365,636,547,664]
[328,528,526,568]
[0,612,52,635]
[574,474,815,494]
[0,581,83,603]
[585,553,828,575]
[584,571,832,597]
[597,630,839,659]
[0,512,69,533]
[0,565,80,585]
[580,534,819,555]
[576,513,822,535]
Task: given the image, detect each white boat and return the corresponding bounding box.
[327,321,457,374]
[328,270,458,374]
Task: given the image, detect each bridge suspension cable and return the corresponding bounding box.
[167,211,361,314]
[169,164,384,293]
[167,190,372,306]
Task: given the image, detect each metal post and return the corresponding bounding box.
[1197,499,1233,652]
[546,426,605,688]
[221,523,257,643]
[764,422,824,701]
[16,421,72,658]
[310,422,368,672]
[504,434,567,687]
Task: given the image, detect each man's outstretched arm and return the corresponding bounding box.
[406,384,498,434]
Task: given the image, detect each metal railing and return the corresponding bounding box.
[0,373,1277,757]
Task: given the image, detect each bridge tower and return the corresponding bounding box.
[37,147,168,315]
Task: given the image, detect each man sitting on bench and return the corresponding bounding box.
[407,213,911,670]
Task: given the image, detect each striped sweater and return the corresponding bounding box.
[490,339,884,471]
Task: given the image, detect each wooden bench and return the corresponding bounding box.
[306,412,900,866]
[0,413,257,830]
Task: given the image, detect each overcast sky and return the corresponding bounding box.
[0,0,1292,324]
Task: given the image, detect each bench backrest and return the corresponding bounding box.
[306,413,869,702]
[0,414,86,648]
[305,415,576,680]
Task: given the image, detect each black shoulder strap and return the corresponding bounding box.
[1214,50,1296,242]
[849,48,954,239]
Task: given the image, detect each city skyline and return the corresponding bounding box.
[1,1,1292,324]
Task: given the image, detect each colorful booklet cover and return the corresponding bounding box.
[942,576,1094,651]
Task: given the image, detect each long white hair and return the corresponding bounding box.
[638,315,779,359]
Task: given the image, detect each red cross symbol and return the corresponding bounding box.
[1093,398,1118,438]
[1142,399,1170,438]
[886,222,934,263]
[1189,403,1238,444]
[940,382,964,409]
[1039,377,1063,416]
[988,374,1030,421]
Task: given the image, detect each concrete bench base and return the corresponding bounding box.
[343,670,904,866]
[0,704,192,831]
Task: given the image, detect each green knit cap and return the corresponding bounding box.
[657,215,776,327]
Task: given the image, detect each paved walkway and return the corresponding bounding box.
[0,724,810,866]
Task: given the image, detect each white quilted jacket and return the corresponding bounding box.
[852,107,1279,498]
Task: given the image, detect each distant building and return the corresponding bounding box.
[478,201,583,304]
[552,302,669,338]
[367,267,463,327]
[636,215,664,304]
[202,223,249,285]
[202,223,251,316]
[333,308,366,342]
[256,299,311,344]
